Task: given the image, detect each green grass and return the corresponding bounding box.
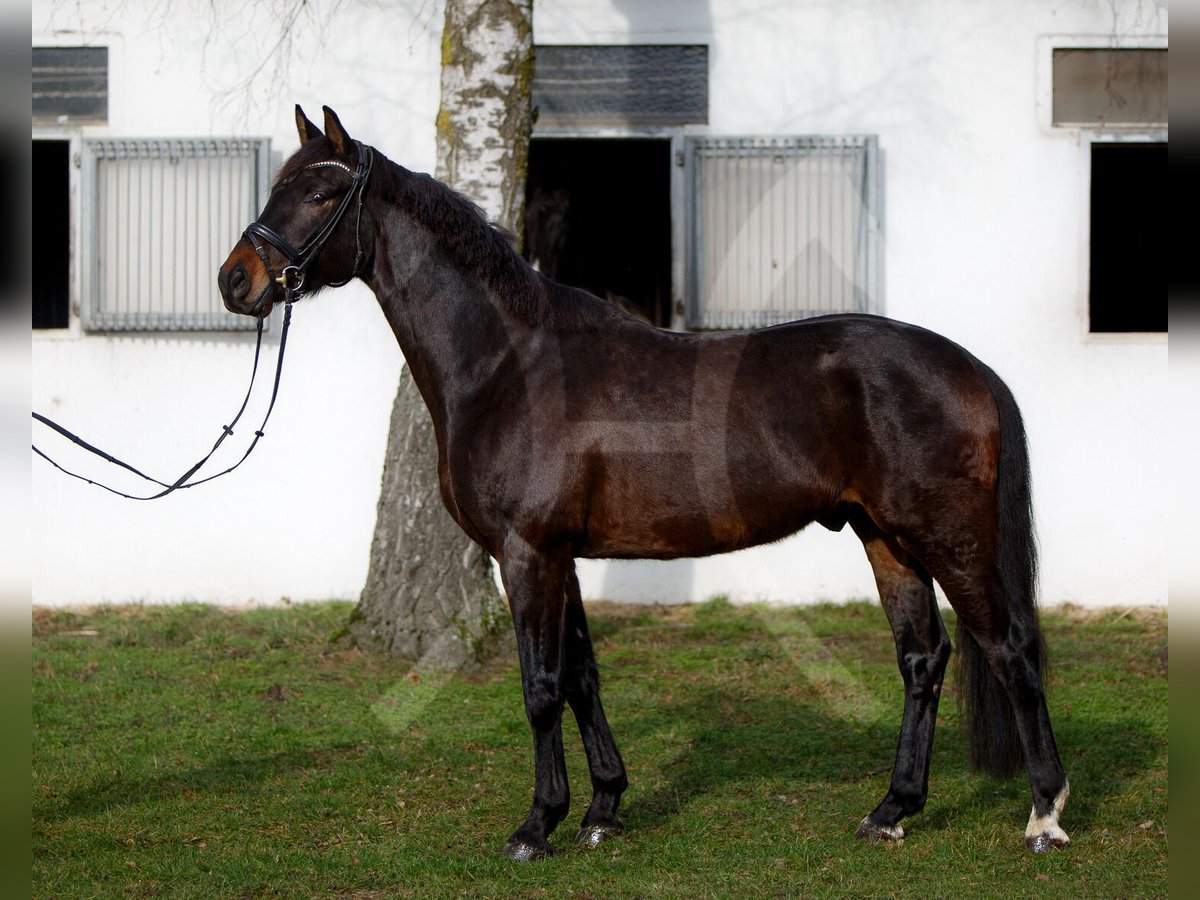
[33,600,1167,898]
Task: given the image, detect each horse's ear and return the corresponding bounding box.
[322,106,353,158]
[295,105,323,145]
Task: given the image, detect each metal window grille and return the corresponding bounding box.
[685,136,882,330]
[80,137,270,331]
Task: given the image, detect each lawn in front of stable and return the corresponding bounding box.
[33,599,1167,897]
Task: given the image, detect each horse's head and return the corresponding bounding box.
[218,105,372,319]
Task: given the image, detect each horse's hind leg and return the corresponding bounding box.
[499,536,572,860]
[563,567,628,847]
[852,513,951,842]
[939,568,1070,852]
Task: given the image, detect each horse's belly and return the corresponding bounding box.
[573,452,821,560]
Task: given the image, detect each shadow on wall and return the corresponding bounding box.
[609,0,713,41]
[592,558,696,604]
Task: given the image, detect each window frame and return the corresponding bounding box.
[32,131,273,337]
[683,134,883,331]
[1082,131,1167,338]
[531,124,691,330]
[1038,35,1168,342]
[1036,35,1167,133]
[78,136,271,333]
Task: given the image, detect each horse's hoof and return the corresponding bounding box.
[855,817,904,843]
[503,838,551,861]
[1024,832,1070,853]
[576,822,623,848]
[1024,784,1070,853]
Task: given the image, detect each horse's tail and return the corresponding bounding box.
[956,360,1043,779]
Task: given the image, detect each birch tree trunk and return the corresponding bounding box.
[348,0,534,670]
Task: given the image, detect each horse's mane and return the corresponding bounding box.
[368,147,627,332]
[273,138,631,331]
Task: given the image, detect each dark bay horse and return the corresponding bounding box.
[218,106,1070,859]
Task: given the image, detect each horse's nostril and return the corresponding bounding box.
[229,264,249,299]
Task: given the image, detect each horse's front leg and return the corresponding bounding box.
[499,536,571,860]
[563,567,628,846]
[853,517,951,842]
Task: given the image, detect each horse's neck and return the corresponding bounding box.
[365,215,526,426]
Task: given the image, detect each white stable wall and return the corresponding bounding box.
[32,0,1168,608]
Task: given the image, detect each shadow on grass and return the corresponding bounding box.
[51,743,378,821]
[611,685,1162,842]
[616,685,895,824]
[579,601,1165,843]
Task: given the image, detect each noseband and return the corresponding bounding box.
[243,140,373,303]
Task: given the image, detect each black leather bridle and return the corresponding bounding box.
[243,140,373,303]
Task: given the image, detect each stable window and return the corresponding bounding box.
[80,137,270,331]
[685,136,882,330]
[1089,141,1166,333]
[1049,45,1166,334]
[526,139,672,327]
[33,140,71,329]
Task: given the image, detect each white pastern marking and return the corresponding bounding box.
[1024,779,1070,845]
[860,816,904,840]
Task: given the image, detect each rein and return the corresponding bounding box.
[30,143,373,501]
[32,304,294,501]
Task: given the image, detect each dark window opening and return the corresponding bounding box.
[33,140,70,330]
[1089,142,1166,333]
[525,139,673,328]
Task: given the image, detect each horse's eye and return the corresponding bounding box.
[307,192,328,204]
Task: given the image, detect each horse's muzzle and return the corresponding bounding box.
[218,250,274,318]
